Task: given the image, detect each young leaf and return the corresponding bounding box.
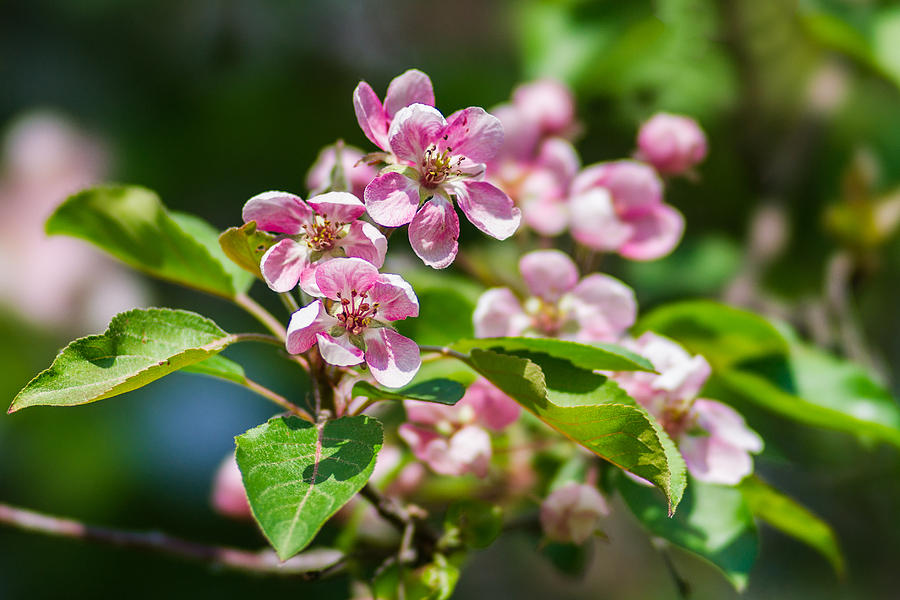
[738,476,844,577]
[617,474,758,592]
[10,308,237,412]
[46,185,251,298]
[351,378,465,405]
[452,337,654,372]
[235,415,383,560]
[181,355,248,386]
[218,221,279,279]
[468,349,686,512]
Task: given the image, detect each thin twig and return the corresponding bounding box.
[235,293,286,342]
[279,292,300,314]
[0,503,343,579]
[417,344,470,363]
[244,378,315,423]
[231,333,285,347]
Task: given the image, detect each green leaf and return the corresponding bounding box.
[452,337,654,372]
[218,221,279,280]
[468,349,686,512]
[395,284,477,346]
[738,476,844,577]
[10,308,237,412]
[618,474,758,592]
[235,415,383,560]
[46,185,251,298]
[351,378,465,405]
[181,354,247,385]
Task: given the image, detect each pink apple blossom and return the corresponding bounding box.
[678,399,764,485]
[285,258,421,388]
[569,160,684,261]
[306,143,378,199]
[363,103,520,268]
[210,453,251,519]
[511,79,576,140]
[242,190,387,295]
[540,482,609,544]
[636,113,707,176]
[473,249,636,342]
[353,69,435,151]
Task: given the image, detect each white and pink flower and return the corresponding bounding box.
[363,103,520,268]
[285,258,420,388]
[569,160,684,261]
[473,249,636,342]
[306,143,378,199]
[636,113,707,176]
[540,482,609,544]
[353,69,435,152]
[242,191,386,295]
[507,137,580,237]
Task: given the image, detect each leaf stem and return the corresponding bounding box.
[279,291,300,314]
[417,344,471,364]
[244,378,315,423]
[231,333,285,347]
[0,502,342,579]
[235,293,286,341]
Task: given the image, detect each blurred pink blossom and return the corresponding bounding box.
[636,113,707,176]
[540,482,609,544]
[306,143,378,199]
[210,453,251,519]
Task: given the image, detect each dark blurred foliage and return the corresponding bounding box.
[2,0,900,598]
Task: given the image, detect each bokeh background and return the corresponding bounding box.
[2,0,900,598]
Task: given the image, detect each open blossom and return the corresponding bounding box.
[400,377,520,477]
[354,69,435,152]
[243,191,386,295]
[285,258,420,388]
[364,103,520,268]
[306,143,378,199]
[490,79,577,164]
[613,332,763,485]
[636,113,707,176]
[540,482,609,544]
[569,160,684,261]
[474,249,636,342]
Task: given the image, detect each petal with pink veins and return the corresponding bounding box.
[442,107,504,163]
[679,434,754,486]
[369,273,419,321]
[519,249,579,302]
[384,69,435,118]
[619,203,685,261]
[455,181,520,240]
[388,103,446,164]
[286,301,335,354]
[242,191,311,234]
[473,288,527,338]
[692,399,763,453]
[341,221,387,268]
[408,196,459,269]
[259,238,310,293]
[364,328,421,388]
[568,273,637,341]
[569,188,632,251]
[315,257,380,300]
[317,332,365,367]
[364,172,421,227]
[308,191,366,223]
[353,81,389,150]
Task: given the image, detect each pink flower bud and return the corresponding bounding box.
[306,143,378,200]
[211,453,251,519]
[540,482,609,544]
[636,113,707,175]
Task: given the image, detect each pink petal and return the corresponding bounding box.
[384,69,435,118]
[242,191,311,234]
[298,261,323,297]
[340,221,387,268]
[442,107,504,163]
[307,191,366,223]
[619,203,685,261]
[211,453,251,519]
[314,257,380,300]
[540,482,608,544]
[388,103,446,164]
[512,79,576,136]
[408,196,459,269]
[568,274,637,342]
[286,301,335,354]
[490,103,540,162]
[679,434,754,486]
[447,425,492,478]
[317,332,365,367]
[536,137,580,182]
[259,239,310,293]
[473,287,528,338]
[637,113,708,175]
[455,181,520,240]
[571,161,663,215]
[692,399,763,453]
[569,188,632,251]
[399,425,466,477]
[364,328,421,388]
[353,81,389,150]
[364,171,421,227]
[306,144,373,198]
[653,354,711,402]
[519,171,569,236]
[369,273,419,321]
[404,399,459,427]
[519,249,579,302]
[461,378,521,431]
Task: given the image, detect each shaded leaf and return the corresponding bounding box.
[218,220,279,280]
[351,378,465,405]
[452,337,654,372]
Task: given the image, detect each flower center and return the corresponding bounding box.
[526,298,564,336]
[335,289,380,335]
[421,143,464,189]
[302,215,344,252]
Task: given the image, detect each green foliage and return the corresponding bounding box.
[235,415,383,560]
[181,355,248,385]
[46,185,252,298]
[444,500,503,549]
[351,378,465,405]
[451,336,654,372]
[371,554,462,600]
[467,349,686,512]
[10,308,237,412]
[617,474,758,592]
[738,476,844,576]
[218,221,279,280]
[395,277,479,347]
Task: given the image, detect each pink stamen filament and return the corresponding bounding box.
[335,289,380,335]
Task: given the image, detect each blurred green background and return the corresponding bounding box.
[2,0,900,598]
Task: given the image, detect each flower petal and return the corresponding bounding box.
[306,144,374,199]
[536,137,580,182]
[307,191,366,223]
[692,399,763,453]
[286,300,334,354]
[259,238,310,293]
[461,378,521,431]
[568,273,637,342]
[455,181,520,240]
[314,257,380,300]
[408,196,459,269]
[353,81,389,150]
[442,107,504,163]
[512,79,576,136]
[447,425,492,478]
[619,203,685,261]
[404,400,460,427]
[388,103,446,164]
[519,171,569,236]
[384,69,435,118]
[679,434,754,486]
[571,160,663,215]
[364,172,421,227]
[317,332,365,366]
[398,425,461,476]
[369,273,419,321]
[341,221,387,268]
[242,191,311,234]
[473,287,527,338]
[365,328,421,388]
[519,249,579,302]
[569,188,632,251]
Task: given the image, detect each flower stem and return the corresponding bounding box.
[417,344,471,364]
[279,291,300,314]
[234,293,286,341]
